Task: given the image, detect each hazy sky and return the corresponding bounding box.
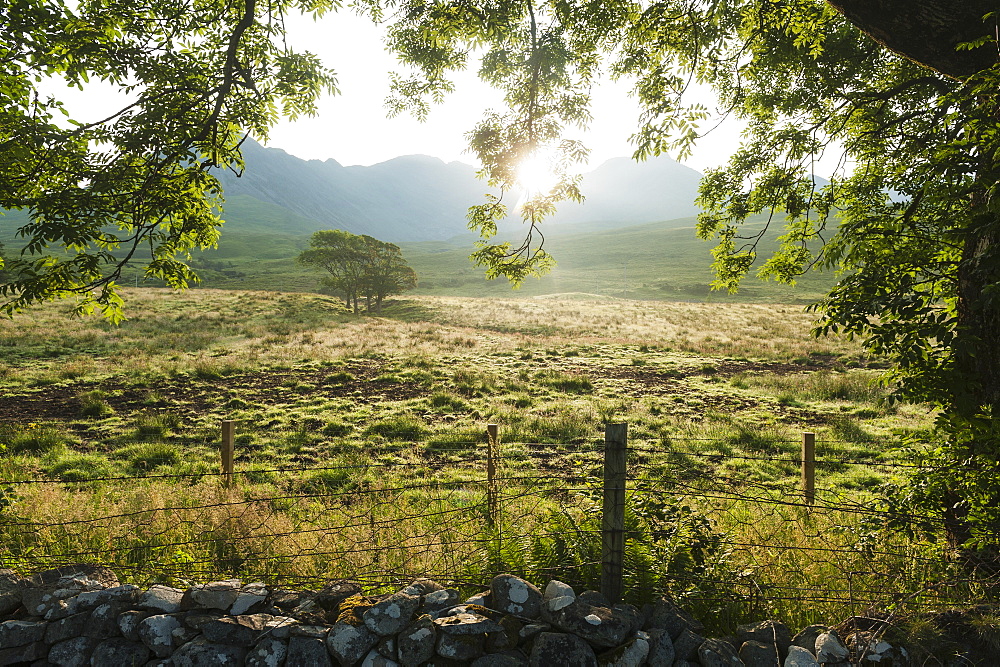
[42,8,751,173]
[267,10,745,173]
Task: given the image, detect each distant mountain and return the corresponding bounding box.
[548,156,703,228]
[214,141,706,242]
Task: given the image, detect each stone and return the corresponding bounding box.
[465,591,491,607]
[518,623,549,643]
[377,635,398,660]
[173,624,200,646]
[361,647,401,666]
[791,625,827,653]
[542,581,575,601]
[186,580,242,611]
[815,630,850,664]
[86,602,127,639]
[327,621,379,666]
[490,575,542,619]
[402,579,445,597]
[528,632,598,667]
[0,619,47,646]
[69,585,141,615]
[398,615,437,667]
[738,620,792,660]
[598,636,650,666]
[0,641,45,664]
[698,638,745,666]
[267,589,314,613]
[286,636,332,666]
[315,580,363,613]
[540,598,631,649]
[364,592,421,637]
[612,602,641,637]
[473,652,530,667]
[646,628,676,667]
[18,565,118,620]
[47,636,98,667]
[290,623,330,639]
[0,571,22,617]
[44,611,89,644]
[435,612,504,636]
[89,638,151,666]
[422,589,461,614]
[171,635,249,666]
[784,645,820,667]
[739,639,780,666]
[246,637,288,667]
[577,591,610,608]
[200,613,285,646]
[117,610,151,641]
[230,583,269,616]
[137,585,184,613]
[137,614,182,658]
[545,595,575,613]
[182,610,225,631]
[336,594,376,625]
[289,597,328,624]
[673,628,706,662]
[436,632,485,661]
[485,615,521,652]
[642,597,703,639]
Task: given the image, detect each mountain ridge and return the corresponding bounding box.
[214,141,705,242]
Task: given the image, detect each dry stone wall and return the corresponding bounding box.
[0,564,904,666]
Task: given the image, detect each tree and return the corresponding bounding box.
[298,230,367,313]
[1,0,336,321]
[358,237,418,313]
[380,0,1000,550]
[298,230,416,313]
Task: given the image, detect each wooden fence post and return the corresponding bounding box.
[486,424,499,528]
[221,420,235,487]
[802,431,815,505]
[602,422,627,604]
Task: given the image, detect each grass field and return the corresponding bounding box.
[0,288,980,648]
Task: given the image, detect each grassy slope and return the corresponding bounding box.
[4,201,834,303]
[192,213,836,304]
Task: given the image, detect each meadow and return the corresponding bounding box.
[0,288,983,653]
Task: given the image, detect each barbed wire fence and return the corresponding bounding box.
[0,420,995,629]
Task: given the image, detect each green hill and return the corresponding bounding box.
[189,213,835,304]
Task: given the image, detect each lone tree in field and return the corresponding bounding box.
[298,230,416,313]
[5,0,1000,545]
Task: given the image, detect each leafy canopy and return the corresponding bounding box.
[1,0,336,321]
[298,229,417,313]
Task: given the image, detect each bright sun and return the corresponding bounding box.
[516,153,561,195]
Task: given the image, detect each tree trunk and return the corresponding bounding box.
[826,0,997,80]
[954,219,1000,418]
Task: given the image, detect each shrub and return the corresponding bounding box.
[45,454,114,482]
[476,489,723,606]
[115,442,181,471]
[535,370,593,394]
[428,392,469,413]
[134,412,181,440]
[322,371,356,385]
[364,415,430,441]
[78,390,114,418]
[322,421,353,437]
[1,423,70,454]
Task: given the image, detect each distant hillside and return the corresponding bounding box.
[214,141,704,242]
[185,212,835,304]
[547,157,702,229]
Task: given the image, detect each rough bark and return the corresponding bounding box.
[827,0,998,79]
[955,219,1000,417]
